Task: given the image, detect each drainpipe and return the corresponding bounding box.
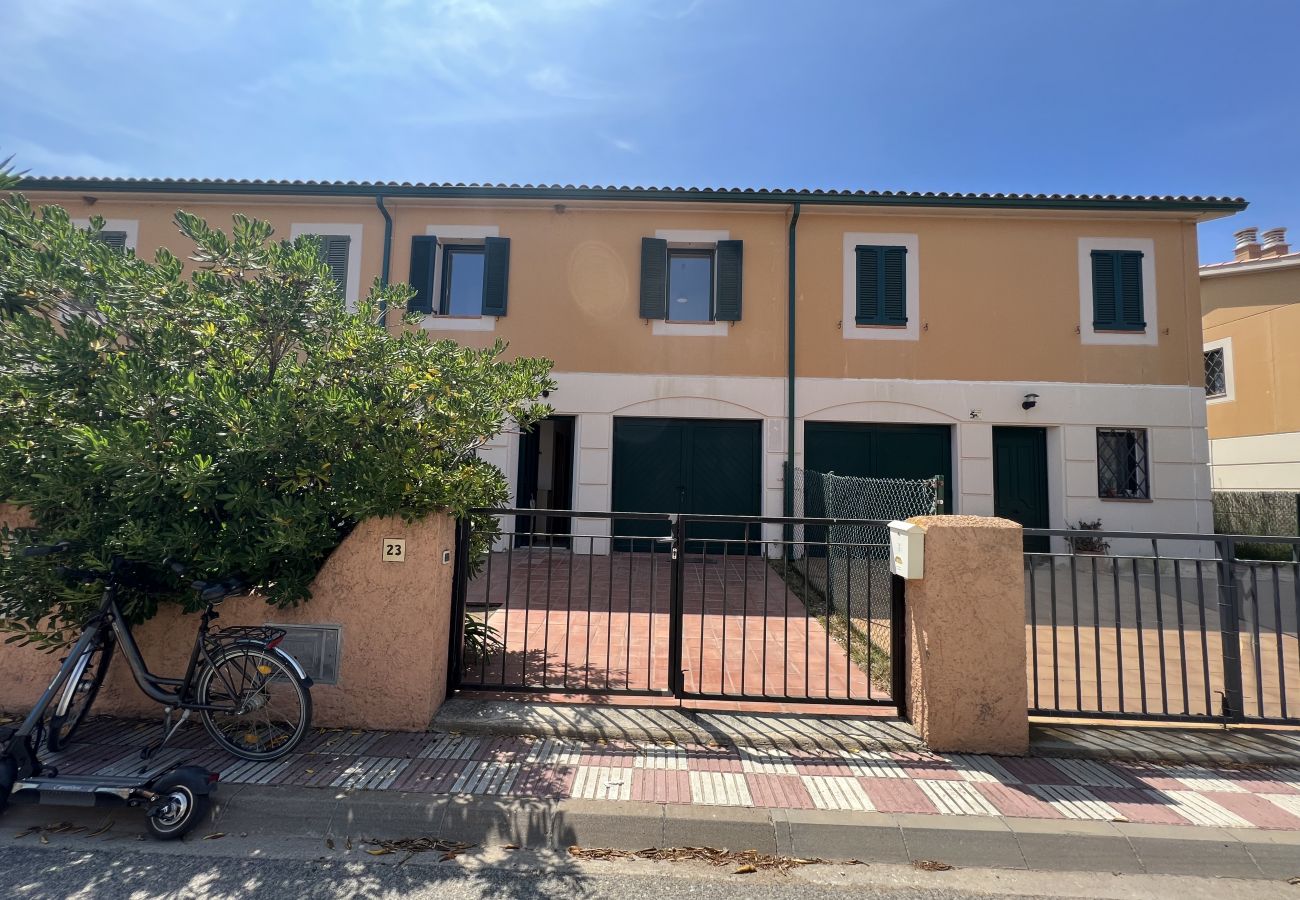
[784,202,801,518]
[375,194,393,323]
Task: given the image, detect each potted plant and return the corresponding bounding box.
[1066,519,1110,555]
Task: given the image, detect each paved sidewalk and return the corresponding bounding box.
[36,716,1300,832]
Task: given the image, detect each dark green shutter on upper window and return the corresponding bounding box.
[714,240,743,322]
[408,235,437,313]
[95,230,128,252]
[481,236,510,317]
[639,237,668,319]
[1090,249,1145,331]
[854,245,907,326]
[312,234,350,296]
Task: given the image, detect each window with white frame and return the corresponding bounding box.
[290,223,363,309]
[841,232,919,341]
[1203,337,1234,402]
[1078,238,1157,346]
[1097,428,1150,500]
[407,229,510,324]
[638,231,743,329]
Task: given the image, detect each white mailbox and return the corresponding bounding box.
[888,521,925,579]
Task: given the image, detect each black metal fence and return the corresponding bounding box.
[1025,528,1300,724]
[449,509,905,707]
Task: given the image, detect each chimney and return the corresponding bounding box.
[1260,227,1290,259]
[1234,227,1261,262]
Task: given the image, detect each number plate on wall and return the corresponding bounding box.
[382,538,406,562]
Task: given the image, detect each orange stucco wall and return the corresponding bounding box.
[18,190,1207,388]
[904,515,1028,754]
[0,510,456,731]
[1201,263,1300,440]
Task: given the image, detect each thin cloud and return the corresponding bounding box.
[2,137,132,178]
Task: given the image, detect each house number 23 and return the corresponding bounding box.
[382,538,406,562]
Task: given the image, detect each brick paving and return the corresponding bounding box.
[34,715,1300,831]
[465,548,884,702]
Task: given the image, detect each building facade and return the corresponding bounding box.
[16,178,1244,545]
[1201,226,1300,491]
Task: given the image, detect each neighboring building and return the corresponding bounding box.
[15,178,1244,547]
[1201,226,1300,491]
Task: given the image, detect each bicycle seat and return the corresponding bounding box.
[190,577,248,604]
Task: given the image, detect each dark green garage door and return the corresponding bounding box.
[804,422,953,513]
[612,418,761,551]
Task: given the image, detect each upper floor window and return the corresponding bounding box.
[667,248,714,322]
[1204,347,1226,398]
[1097,428,1149,500]
[1078,239,1157,346]
[308,234,351,296]
[408,235,511,318]
[440,244,487,316]
[854,245,907,326]
[639,236,742,324]
[95,230,129,252]
[1090,249,1145,332]
[290,223,362,309]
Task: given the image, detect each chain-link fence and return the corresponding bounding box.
[1213,491,1300,561]
[789,466,942,624]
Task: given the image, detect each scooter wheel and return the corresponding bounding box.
[145,780,210,841]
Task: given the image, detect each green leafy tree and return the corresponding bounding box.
[0,190,552,644]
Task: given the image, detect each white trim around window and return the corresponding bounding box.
[290,222,364,310]
[1203,336,1235,404]
[422,225,500,333]
[72,217,139,251]
[841,231,920,342]
[1078,237,1158,346]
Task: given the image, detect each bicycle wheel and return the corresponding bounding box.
[46,632,114,753]
[195,646,311,761]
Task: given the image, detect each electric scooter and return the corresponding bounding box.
[0,546,253,840]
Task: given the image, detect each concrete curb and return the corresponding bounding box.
[189,783,1300,882]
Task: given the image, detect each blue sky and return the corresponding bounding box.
[2,0,1296,261]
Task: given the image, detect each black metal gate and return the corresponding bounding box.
[448,509,904,708]
[1024,527,1300,725]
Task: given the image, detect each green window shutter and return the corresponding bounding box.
[408,235,437,314]
[855,246,880,325]
[1092,250,1145,330]
[855,245,907,325]
[714,240,743,321]
[481,236,511,317]
[312,234,350,296]
[639,237,668,319]
[1118,251,1144,329]
[881,247,907,324]
[95,230,128,252]
[1091,250,1118,328]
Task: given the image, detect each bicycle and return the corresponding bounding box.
[8,544,313,763]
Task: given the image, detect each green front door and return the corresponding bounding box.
[611,418,761,552]
[993,427,1050,552]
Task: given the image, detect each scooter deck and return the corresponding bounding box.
[9,774,153,807]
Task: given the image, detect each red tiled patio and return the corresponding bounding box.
[463,548,890,704]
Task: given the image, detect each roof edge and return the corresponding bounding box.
[11,177,1249,215]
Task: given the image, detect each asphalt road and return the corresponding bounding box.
[4,841,1296,900]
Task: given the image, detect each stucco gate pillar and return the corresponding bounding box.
[901,515,1029,755]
